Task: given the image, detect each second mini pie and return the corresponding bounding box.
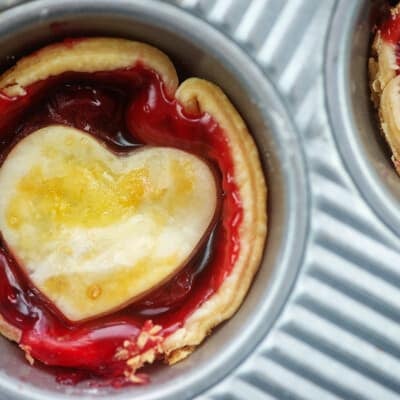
[370,4,400,173]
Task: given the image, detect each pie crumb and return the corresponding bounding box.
[113,321,164,384]
[20,345,34,366]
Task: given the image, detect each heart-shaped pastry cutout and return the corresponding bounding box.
[0,125,217,322]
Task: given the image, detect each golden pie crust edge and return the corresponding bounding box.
[0,38,267,368]
[369,5,400,173]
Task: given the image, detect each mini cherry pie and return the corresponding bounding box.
[0,38,267,385]
[370,3,400,173]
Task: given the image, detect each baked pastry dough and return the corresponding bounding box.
[370,4,400,173]
[0,126,218,322]
[0,38,267,382]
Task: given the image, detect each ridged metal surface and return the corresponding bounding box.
[1,0,400,399]
[170,0,400,399]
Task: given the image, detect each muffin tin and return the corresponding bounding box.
[0,0,400,399]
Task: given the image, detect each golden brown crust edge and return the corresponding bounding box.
[0,315,21,342]
[0,38,267,367]
[163,79,267,363]
[0,38,179,97]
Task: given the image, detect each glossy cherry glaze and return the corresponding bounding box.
[379,5,400,51]
[0,64,243,384]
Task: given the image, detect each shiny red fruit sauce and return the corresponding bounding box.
[0,63,243,384]
[380,9,400,44]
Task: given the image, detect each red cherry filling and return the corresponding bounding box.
[380,8,400,44]
[376,5,400,68]
[0,65,243,385]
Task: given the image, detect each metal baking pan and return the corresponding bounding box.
[1,0,400,399]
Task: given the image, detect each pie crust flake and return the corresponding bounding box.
[0,38,267,384]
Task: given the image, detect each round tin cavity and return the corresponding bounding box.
[0,1,309,399]
[326,1,400,236]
